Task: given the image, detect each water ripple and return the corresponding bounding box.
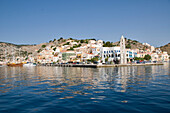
[0,65,170,113]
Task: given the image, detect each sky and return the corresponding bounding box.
[0,0,170,47]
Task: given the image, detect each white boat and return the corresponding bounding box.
[23,62,36,66]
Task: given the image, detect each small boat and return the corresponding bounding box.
[23,62,36,66]
[7,63,23,67]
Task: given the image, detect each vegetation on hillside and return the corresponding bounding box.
[134,54,151,61]
[103,41,114,47]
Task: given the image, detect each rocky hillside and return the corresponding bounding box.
[0,37,169,60]
[0,38,61,59]
[159,43,170,55]
[112,38,150,50]
[0,37,84,59]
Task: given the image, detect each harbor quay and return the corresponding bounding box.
[38,63,164,68]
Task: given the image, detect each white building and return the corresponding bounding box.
[100,47,115,63]
[100,46,138,63]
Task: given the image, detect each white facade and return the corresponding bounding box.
[100,47,115,63]
[100,46,138,63]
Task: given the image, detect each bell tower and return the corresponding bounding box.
[120,35,127,64]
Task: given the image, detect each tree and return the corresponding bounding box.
[85,40,88,44]
[134,57,144,61]
[53,47,56,51]
[90,38,96,41]
[144,54,151,60]
[80,40,84,43]
[105,57,108,62]
[37,49,42,53]
[126,44,131,48]
[103,41,113,47]
[63,42,70,46]
[59,37,63,40]
[91,57,99,62]
[42,45,46,48]
[53,39,56,42]
[67,47,74,51]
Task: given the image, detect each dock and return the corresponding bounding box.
[38,63,164,68]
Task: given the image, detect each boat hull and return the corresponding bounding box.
[7,63,23,67]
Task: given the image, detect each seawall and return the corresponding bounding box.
[39,63,164,68]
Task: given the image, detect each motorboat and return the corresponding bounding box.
[23,62,36,66]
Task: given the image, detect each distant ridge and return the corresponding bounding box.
[159,43,170,55]
[0,41,36,47]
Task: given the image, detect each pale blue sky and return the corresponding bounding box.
[0,0,170,47]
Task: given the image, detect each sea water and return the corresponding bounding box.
[0,63,169,113]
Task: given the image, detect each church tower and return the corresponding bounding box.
[120,35,127,64]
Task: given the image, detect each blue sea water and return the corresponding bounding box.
[0,63,170,113]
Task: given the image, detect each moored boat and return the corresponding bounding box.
[23,62,36,66]
[7,63,23,67]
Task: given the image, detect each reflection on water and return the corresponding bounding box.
[0,64,169,94]
[0,63,170,112]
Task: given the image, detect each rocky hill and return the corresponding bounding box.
[159,43,170,55]
[0,37,78,59]
[112,38,151,50]
[0,37,169,60]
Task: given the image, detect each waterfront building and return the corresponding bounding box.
[151,51,169,62]
[137,49,151,58]
[161,52,169,62]
[53,53,62,62]
[100,46,138,64]
[151,53,159,62]
[100,47,115,63]
[62,51,76,62]
[126,49,137,62]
